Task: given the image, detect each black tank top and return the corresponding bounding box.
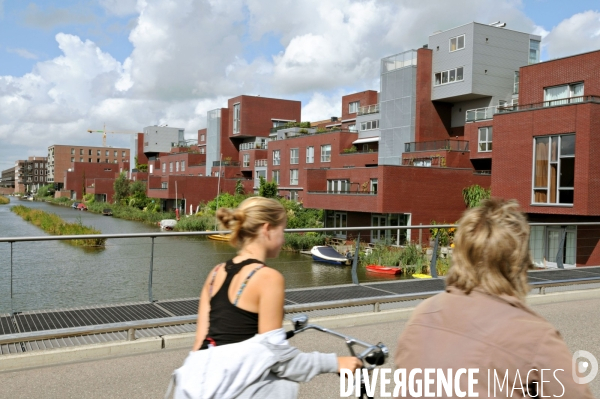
[200,258,265,349]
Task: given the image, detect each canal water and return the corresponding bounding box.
[0,198,404,314]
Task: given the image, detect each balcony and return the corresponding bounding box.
[240,142,267,151]
[212,161,240,167]
[404,140,469,153]
[465,106,498,122]
[497,95,600,113]
[357,104,379,116]
[308,190,377,195]
[255,159,268,167]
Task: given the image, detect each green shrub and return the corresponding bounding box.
[282,233,326,251]
[0,195,9,205]
[174,213,215,232]
[342,146,357,153]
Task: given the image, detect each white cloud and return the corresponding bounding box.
[544,11,600,59]
[301,92,343,122]
[7,47,38,60]
[99,0,139,17]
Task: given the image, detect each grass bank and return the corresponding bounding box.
[0,195,9,205]
[11,205,106,247]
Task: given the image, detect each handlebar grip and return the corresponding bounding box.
[285,330,295,339]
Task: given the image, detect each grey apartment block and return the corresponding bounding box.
[378,50,417,165]
[206,109,221,176]
[429,22,540,127]
[142,126,185,154]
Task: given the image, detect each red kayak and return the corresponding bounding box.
[366,265,402,275]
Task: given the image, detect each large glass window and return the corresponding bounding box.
[181,161,185,172]
[434,67,464,86]
[478,127,492,152]
[327,179,350,193]
[533,134,575,205]
[233,103,241,134]
[272,150,280,166]
[529,39,540,64]
[348,101,359,114]
[169,162,173,173]
[272,170,280,185]
[290,169,298,185]
[513,71,519,95]
[360,120,379,131]
[290,148,299,164]
[321,144,331,162]
[175,161,179,172]
[449,34,465,52]
[306,146,314,163]
[243,153,250,167]
[544,83,584,106]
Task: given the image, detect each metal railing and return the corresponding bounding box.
[255,159,268,167]
[212,160,240,167]
[465,106,498,122]
[307,190,378,195]
[239,142,267,151]
[497,95,600,113]
[357,104,379,116]
[404,140,469,153]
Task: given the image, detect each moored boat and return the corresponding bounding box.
[366,265,402,275]
[310,246,351,266]
[207,233,231,242]
[102,209,113,216]
[159,219,177,230]
[412,273,432,279]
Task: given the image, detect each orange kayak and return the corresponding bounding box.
[366,265,402,275]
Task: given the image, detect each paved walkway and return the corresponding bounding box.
[0,295,598,398]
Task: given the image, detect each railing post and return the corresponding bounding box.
[430,235,439,278]
[556,226,567,269]
[418,224,422,247]
[127,328,136,341]
[148,236,155,302]
[351,233,360,285]
[10,241,14,315]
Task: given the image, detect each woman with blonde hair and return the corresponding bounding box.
[394,198,593,398]
[184,196,360,398]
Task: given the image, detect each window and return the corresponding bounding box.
[88,150,92,155]
[348,124,357,132]
[290,169,298,185]
[97,158,100,163]
[161,182,168,189]
[181,161,185,171]
[450,34,465,51]
[122,151,126,157]
[513,71,519,95]
[348,101,359,114]
[272,170,280,185]
[290,148,299,164]
[243,153,250,167]
[360,120,379,131]
[233,103,241,134]
[529,39,540,64]
[80,158,83,162]
[105,150,109,156]
[97,150,101,156]
[544,83,584,106]
[169,162,173,173]
[200,147,205,154]
[434,67,464,86]
[71,157,74,162]
[34,169,38,175]
[201,134,205,142]
[306,146,314,163]
[327,179,350,193]
[34,176,38,182]
[149,164,153,174]
[114,151,117,157]
[321,145,331,162]
[80,149,83,155]
[71,148,74,155]
[272,150,280,166]
[162,163,166,173]
[105,159,109,163]
[533,134,575,205]
[478,127,492,152]
[370,179,378,194]
[175,161,179,172]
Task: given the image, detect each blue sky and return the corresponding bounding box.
[0,0,599,168]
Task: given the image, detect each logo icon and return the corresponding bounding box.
[573,350,598,384]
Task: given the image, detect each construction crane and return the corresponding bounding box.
[87,124,138,147]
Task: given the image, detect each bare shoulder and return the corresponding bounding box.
[256,266,284,284]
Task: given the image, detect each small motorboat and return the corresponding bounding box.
[412,273,432,279]
[77,203,88,211]
[207,233,231,242]
[366,265,402,275]
[159,219,177,230]
[102,209,113,216]
[310,246,351,266]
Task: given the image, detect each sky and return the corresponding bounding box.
[1,0,600,169]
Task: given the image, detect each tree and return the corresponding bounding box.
[128,180,149,209]
[462,184,491,208]
[113,172,130,204]
[235,179,245,195]
[258,176,278,198]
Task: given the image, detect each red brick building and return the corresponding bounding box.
[464,49,600,266]
[64,161,130,201]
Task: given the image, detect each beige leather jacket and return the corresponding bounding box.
[394,286,595,398]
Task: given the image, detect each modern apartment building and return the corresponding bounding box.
[47,145,130,189]
[464,48,600,266]
[16,157,48,194]
[0,166,15,191]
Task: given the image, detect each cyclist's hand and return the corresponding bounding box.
[337,356,363,373]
